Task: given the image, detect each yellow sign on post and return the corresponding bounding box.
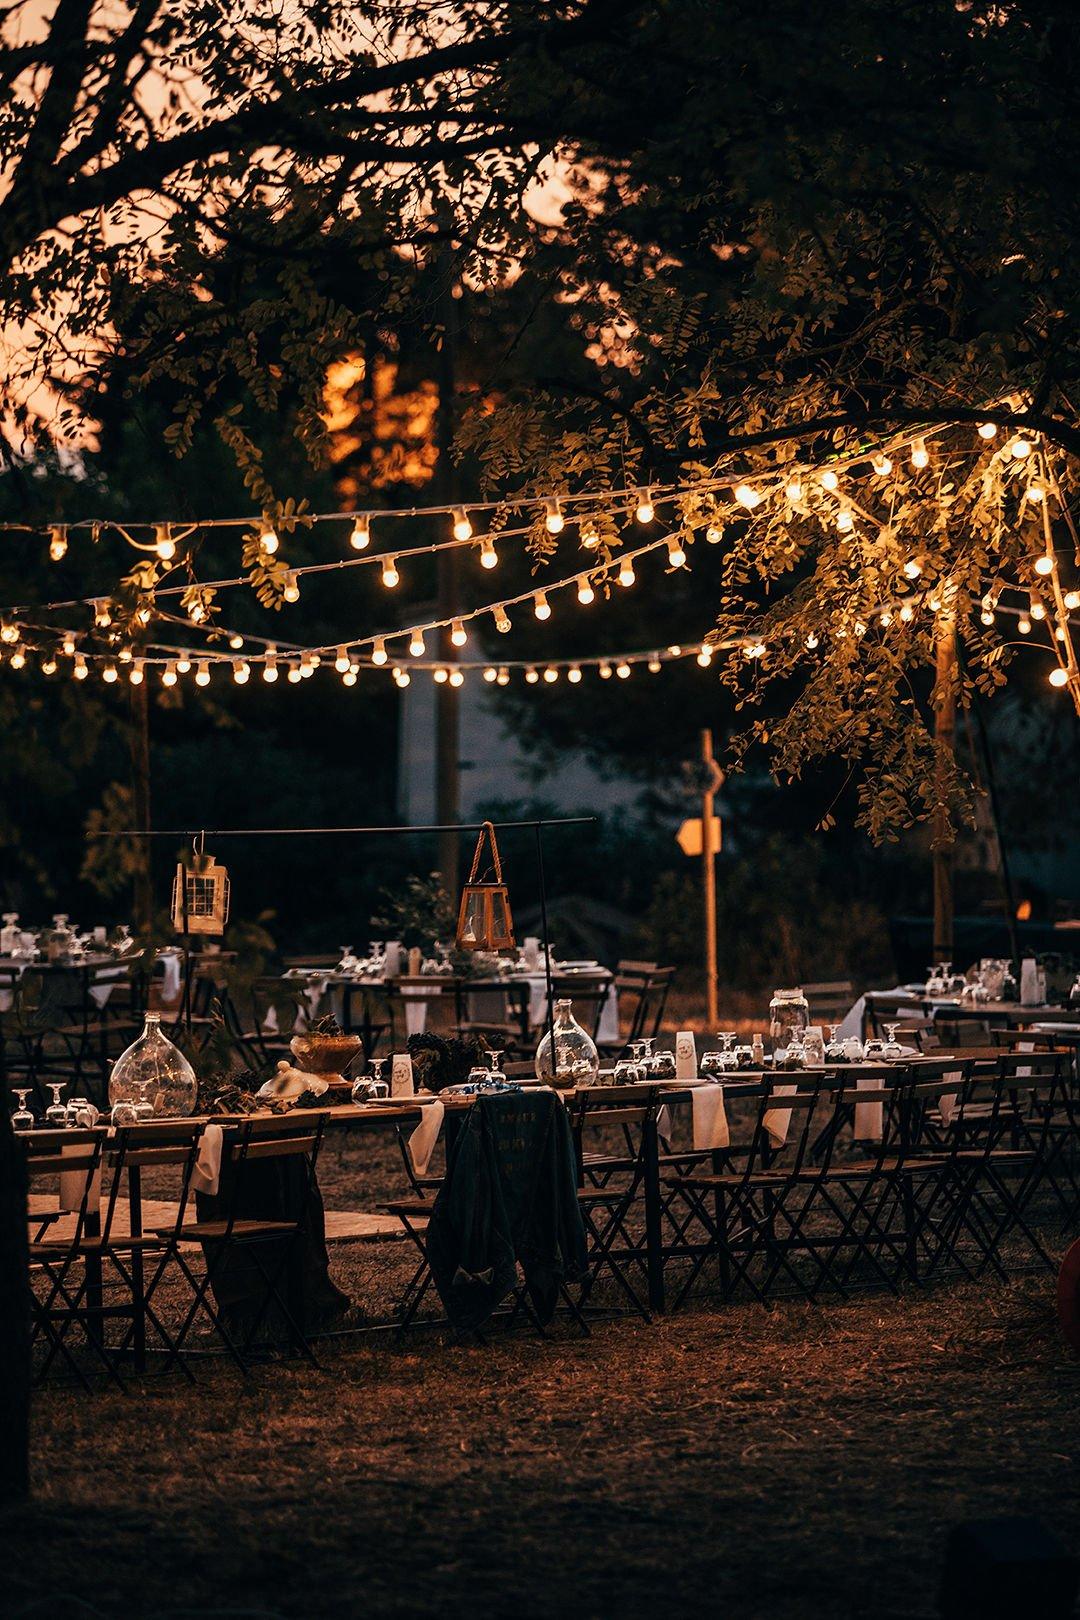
[676,817,721,857]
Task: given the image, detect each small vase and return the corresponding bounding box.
[535,998,600,1090]
[109,1012,197,1117]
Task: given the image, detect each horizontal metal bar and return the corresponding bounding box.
[91,817,597,839]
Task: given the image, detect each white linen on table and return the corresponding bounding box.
[191,1122,225,1196]
[159,950,182,1004]
[762,1083,798,1148]
[690,1083,730,1150]
[408,1098,446,1176]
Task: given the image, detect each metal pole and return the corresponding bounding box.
[932,607,957,963]
[701,728,720,1028]
[534,822,556,1065]
[434,242,460,894]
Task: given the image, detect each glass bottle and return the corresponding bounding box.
[768,988,809,1054]
[109,1012,197,1117]
[535,998,600,1090]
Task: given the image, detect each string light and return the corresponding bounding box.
[1050,666,1069,688]
[259,523,279,555]
[635,489,654,524]
[494,605,511,634]
[667,536,687,568]
[533,591,551,621]
[899,605,914,623]
[381,556,400,588]
[580,520,600,549]
[283,571,300,603]
[978,422,997,439]
[836,506,854,533]
[1034,553,1055,576]
[41,654,57,675]
[544,499,564,536]
[195,660,211,687]
[72,654,88,680]
[599,661,612,679]
[10,647,26,671]
[1065,591,1080,611]
[0,621,18,644]
[263,650,278,682]
[1030,596,1046,621]
[371,636,388,666]
[880,610,893,628]
[616,660,632,679]
[496,667,510,686]
[449,669,464,688]
[648,656,662,673]
[450,620,467,647]
[706,523,724,544]
[1009,437,1032,460]
[161,662,178,687]
[350,515,370,551]
[806,632,820,648]
[154,524,176,561]
[287,661,302,684]
[342,668,357,687]
[93,599,111,629]
[734,483,762,509]
[543,665,559,683]
[820,469,840,492]
[188,599,207,625]
[480,536,498,569]
[233,659,250,684]
[1056,625,1068,643]
[1018,613,1032,635]
[227,633,244,651]
[129,659,144,685]
[483,666,498,683]
[577,577,595,605]
[696,644,713,667]
[394,667,411,688]
[525,666,539,684]
[434,666,448,684]
[49,525,68,562]
[118,646,132,664]
[568,665,583,683]
[335,646,351,672]
[618,558,636,587]
[872,453,893,477]
[452,507,472,542]
[910,439,930,470]
[62,631,76,656]
[409,630,426,657]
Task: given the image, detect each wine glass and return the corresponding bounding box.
[369,1057,389,1099]
[44,1083,69,1128]
[883,1022,904,1059]
[133,1078,155,1122]
[488,1048,506,1085]
[11,1088,34,1131]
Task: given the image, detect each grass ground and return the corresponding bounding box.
[5,1190,1079,1619]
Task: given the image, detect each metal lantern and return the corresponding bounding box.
[456,821,515,952]
[171,836,230,937]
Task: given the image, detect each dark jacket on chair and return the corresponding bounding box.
[426,1090,588,1332]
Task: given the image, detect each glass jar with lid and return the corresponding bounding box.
[768,988,809,1054]
[535,999,600,1090]
[109,1012,198,1117]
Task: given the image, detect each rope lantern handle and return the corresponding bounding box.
[466,820,504,886]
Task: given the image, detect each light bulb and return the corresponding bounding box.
[449,668,464,687]
[233,659,250,684]
[1027,483,1046,504]
[394,667,411,688]
[0,621,18,644]
[580,520,600,549]
[544,498,564,536]
[154,524,175,561]
[62,632,76,656]
[568,665,582,683]
[49,525,68,561]
[1065,591,1080,611]
[667,537,686,567]
[93,599,111,628]
[450,619,467,648]
[618,559,636,587]
[785,479,804,503]
[433,667,448,684]
[635,490,654,524]
[259,524,279,554]
[335,646,351,673]
[1049,666,1069,688]
[452,506,472,542]
[409,630,427,657]
[1018,615,1032,635]
[1009,437,1031,460]
[1030,595,1047,620]
[899,605,914,623]
[287,662,302,684]
[350,515,370,551]
[978,421,997,439]
[872,453,893,477]
[696,644,713,667]
[136,603,152,626]
[480,536,498,569]
[301,654,316,677]
[981,609,995,626]
[820,469,839,491]
[525,667,539,684]
[9,646,26,670]
[543,666,559,683]
[73,654,88,680]
[283,571,300,603]
[371,637,388,666]
[836,506,854,533]
[342,669,357,687]
[616,661,631,679]
[1056,625,1067,642]
[599,661,612,680]
[41,655,58,675]
[161,662,178,687]
[381,556,399,588]
[911,438,929,469]
[533,591,551,620]
[880,611,893,627]
[706,523,724,544]
[174,655,191,675]
[494,606,511,633]
[496,667,510,686]
[667,644,682,656]
[648,657,662,673]
[263,651,278,681]
[734,482,761,509]
[483,666,498,683]
[577,577,594,605]
[129,660,144,685]
[806,632,820,648]
[102,662,119,684]
[1034,553,1055,576]
[118,645,132,664]
[229,633,244,651]
[903,559,923,580]
[188,600,206,625]
[195,660,211,687]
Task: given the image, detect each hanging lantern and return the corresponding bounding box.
[456,821,515,952]
[171,835,230,936]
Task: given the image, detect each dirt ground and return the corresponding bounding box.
[6,1270,1080,1617]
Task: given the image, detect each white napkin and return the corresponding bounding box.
[89,969,124,1009]
[763,1083,798,1148]
[191,1122,224,1196]
[690,1082,729,1150]
[60,1142,101,1215]
[854,1077,884,1142]
[937,1069,965,1126]
[408,1098,446,1177]
[160,951,182,1004]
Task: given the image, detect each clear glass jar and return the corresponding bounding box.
[768,988,809,1053]
[0,912,19,955]
[535,998,600,1090]
[109,1012,197,1117]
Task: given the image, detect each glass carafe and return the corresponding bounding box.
[768,987,809,1055]
[535,998,600,1090]
[109,1012,197,1117]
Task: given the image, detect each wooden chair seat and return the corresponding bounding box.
[166,1217,296,1241]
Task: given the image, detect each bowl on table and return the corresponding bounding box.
[289,1031,363,1091]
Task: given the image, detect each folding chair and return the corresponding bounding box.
[154,1112,328,1375]
[568,1089,655,1322]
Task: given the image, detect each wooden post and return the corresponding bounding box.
[932,608,957,964]
[701,728,720,1028]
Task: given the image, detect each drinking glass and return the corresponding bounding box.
[133,1078,156,1122]
[488,1048,506,1085]
[368,1057,389,1099]
[802,1027,825,1067]
[883,1023,904,1059]
[110,1099,138,1126]
[44,1083,69,1128]
[11,1089,34,1131]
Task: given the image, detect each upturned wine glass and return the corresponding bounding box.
[44,1083,69,1128]
[11,1088,34,1131]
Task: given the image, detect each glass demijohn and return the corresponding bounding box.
[109,1012,197,1117]
[535,998,600,1090]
